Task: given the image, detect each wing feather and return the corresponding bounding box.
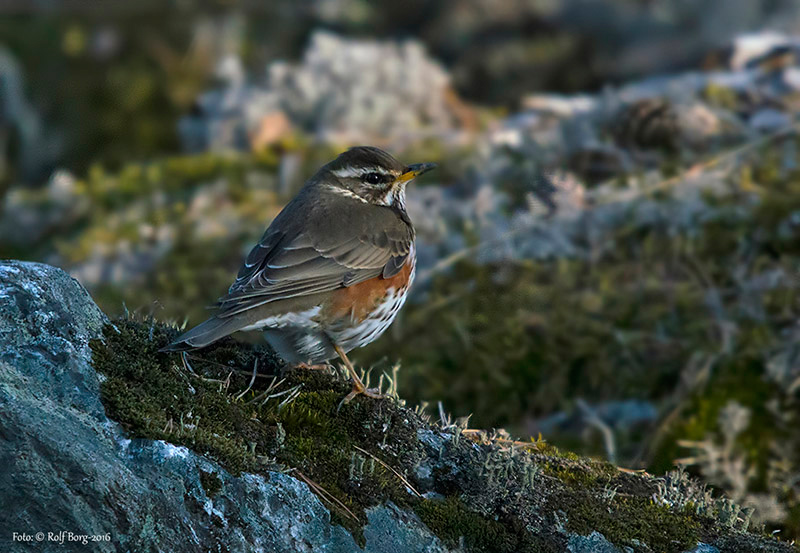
[216,189,413,319]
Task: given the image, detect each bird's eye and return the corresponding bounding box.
[364,173,384,185]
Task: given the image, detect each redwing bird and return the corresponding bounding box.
[161,146,435,402]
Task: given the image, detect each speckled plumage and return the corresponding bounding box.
[162,147,434,368]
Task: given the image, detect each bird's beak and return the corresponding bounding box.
[396,162,437,184]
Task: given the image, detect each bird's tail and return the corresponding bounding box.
[159,316,242,352]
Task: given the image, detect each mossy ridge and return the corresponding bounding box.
[92,318,427,540]
[551,490,702,552]
[415,496,561,553]
[92,318,284,474]
[91,318,788,552]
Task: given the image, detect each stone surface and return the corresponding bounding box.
[0,261,452,553]
[180,31,471,151]
[0,260,795,553]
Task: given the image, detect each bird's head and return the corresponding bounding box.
[320,146,436,209]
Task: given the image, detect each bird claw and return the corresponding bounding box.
[338,383,385,411]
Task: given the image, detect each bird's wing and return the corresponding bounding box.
[217,194,413,318]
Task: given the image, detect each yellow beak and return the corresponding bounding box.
[396,162,437,184]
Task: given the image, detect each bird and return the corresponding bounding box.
[161,146,436,403]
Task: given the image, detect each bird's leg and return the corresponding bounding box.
[333,344,384,403]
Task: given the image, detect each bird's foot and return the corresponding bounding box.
[339,380,385,408]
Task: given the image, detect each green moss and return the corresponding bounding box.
[415,496,558,553]
[91,317,427,542]
[89,317,788,552]
[92,319,283,474]
[538,456,617,488]
[556,492,701,553]
[702,83,741,112]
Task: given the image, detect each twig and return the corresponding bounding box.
[274,384,303,408]
[245,376,285,404]
[461,429,546,450]
[181,351,197,375]
[295,470,359,522]
[180,351,233,386]
[352,445,422,498]
[234,359,259,401]
[576,398,617,464]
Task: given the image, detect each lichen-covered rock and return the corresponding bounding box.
[0,261,452,553]
[180,31,472,151]
[0,259,795,552]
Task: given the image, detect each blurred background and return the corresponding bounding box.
[1,0,799,538]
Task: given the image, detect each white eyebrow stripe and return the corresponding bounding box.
[331,165,392,179]
[322,184,370,204]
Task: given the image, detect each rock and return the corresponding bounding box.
[0,260,107,418]
[180,31,473,151]
[749,107,792,132]
[0,259,795,553]
[612,98,731,152]
[0,261,450,553]
[567,531,625,553]
[727,31,800,71]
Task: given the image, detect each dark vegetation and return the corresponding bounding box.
[90,317,794,552]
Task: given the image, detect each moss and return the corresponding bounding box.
[702,83,741,112]
[90,317,791,552]
[415,496,559,553]
[555,492,702,553]
[538,456,617,488]
[92,318,283,474]
[92,317,428,542]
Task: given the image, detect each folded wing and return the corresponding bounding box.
[217,193,413,318]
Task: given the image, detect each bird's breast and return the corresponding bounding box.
[322,254,415,326]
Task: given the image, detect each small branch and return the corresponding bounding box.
[576,398,617,464]
[184,353,273,378]
[234,359,259,401]
[352,445,423,498]
[295,470,359,522]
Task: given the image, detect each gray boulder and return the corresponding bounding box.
[0,260,450,553]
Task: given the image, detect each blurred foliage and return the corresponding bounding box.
[360,139,800,536]
[6,0,779,184]
[0,4,319,180]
